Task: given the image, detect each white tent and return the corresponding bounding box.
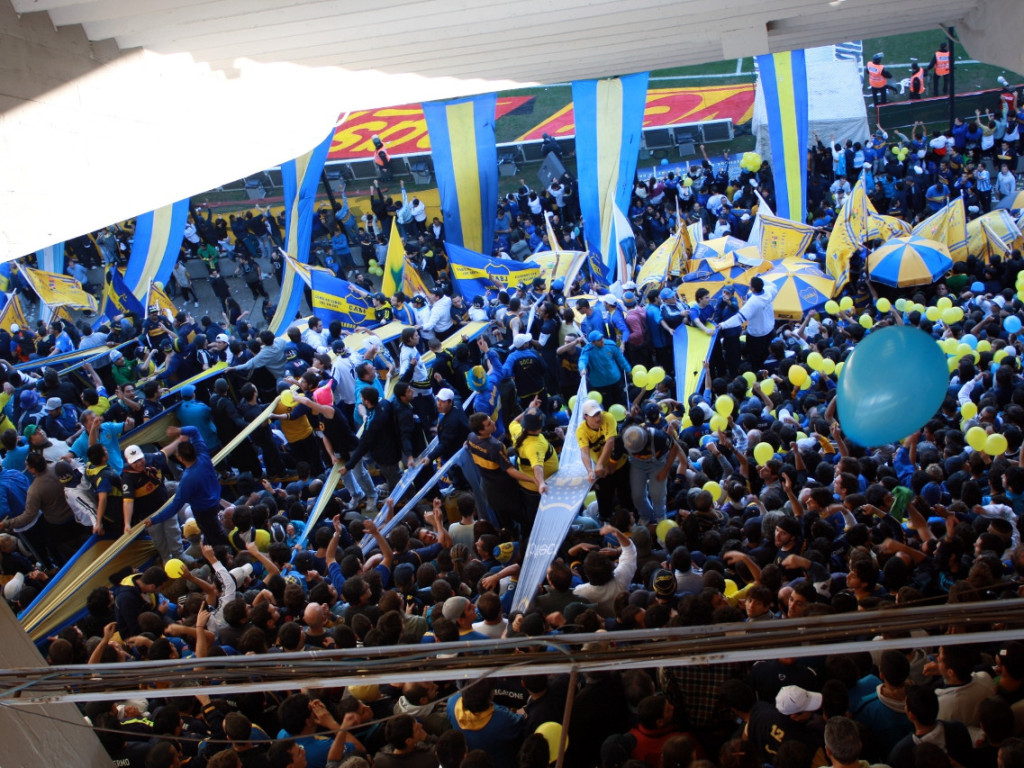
[753,44,870,167]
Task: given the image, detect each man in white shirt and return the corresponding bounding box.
[718,275,779,371]
[424,286,454,341]
[330,341,358,425]
[995,163,1017,201]
[302,315,329,350]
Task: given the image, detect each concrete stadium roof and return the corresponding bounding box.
[0,0,1017,258]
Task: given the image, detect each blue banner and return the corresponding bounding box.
[755,50,810,222]
[587,249,613,291]
[270,127,336,334]
[100,267,145,321]
[572,73,650,270]
[124,199,190,297]
[422,94,499,254]
[310,270,376,331]
[446,242,541,299]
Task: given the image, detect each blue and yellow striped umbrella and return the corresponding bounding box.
[867,235,954,288]
[677,265,754,304]
[689,236,751,276]
[761,268,836,321]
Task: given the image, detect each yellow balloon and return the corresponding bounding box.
[709,414,728,432]
[876,298,892,313]
[568,395,578,412]
[957,343,972,358]
[632,371,648,389]
[948,357,959,373]
[588,391,603,405]
[859,314,873,329]
[977,340,992,353]
[761,379,776,396]
[535,723,567,764]
[825,300,840,315]
[742,371,757,386]
[821,358,836,375]
[942,338,959,354]
[788,365,808,386]
[835,361,845,377]
[985,433,1009,456]
[961,401,978,420]
[806,352,824,371]
[925,306,941,322]
[702,480,723,501]
[937,296,953,310]
[994,349,1008,363]
[839,296,854,311]
[800,377,812,390]
[648,366,666,385]
[965,426,988,451]
[941,307,960,325]
[631,365,647,379]
[584,491,596,507]
[753,442,774,466]
[655,519,678,545]
[164,558,188,579]
[715,395,734,417]
[609,404,627,422]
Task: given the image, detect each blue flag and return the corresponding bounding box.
[310,271,376,331]
[100,267,145,321]
[587,249,613,290]
[446,242,541,299]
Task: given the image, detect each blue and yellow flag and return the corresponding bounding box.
[270,127,336,334]
[381,218,406,297]
[755,51,809,223]
[20,266,97,312]
[587,250,613,290]
[124,200,190,298]
[35,242,65,277]
[573,73,650,270]
[446,242,541,299]
[402,258,431,299]
[310,271,376,331]
[146,282,178,322]
[100,266,145,320]
[636,228,683,291]
[422,94,499,254]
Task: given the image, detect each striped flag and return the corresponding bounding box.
[124,200,190,298]
[755,51,810,223]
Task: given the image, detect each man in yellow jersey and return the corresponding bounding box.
[508,402,558,538]
[576,399,631,523]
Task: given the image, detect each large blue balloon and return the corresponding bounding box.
[836,326,948,447]
[1005,315,1022,334]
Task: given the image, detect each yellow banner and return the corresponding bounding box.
[21,266,97,311]
[637,230,682,290]
[0,294,28,332]
[758,214,816,262]
[146,282,179,321]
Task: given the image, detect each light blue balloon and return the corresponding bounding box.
[961,334,978,349]
[1005,315,1022,334]
[836,326,948,447]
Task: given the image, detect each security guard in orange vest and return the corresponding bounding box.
[908,60,926,101]
[866,53,894,106]
[371,134,393,182]
[927,42,951,97]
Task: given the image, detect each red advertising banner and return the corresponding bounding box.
[327,96,533,160]
[516,84,755,142]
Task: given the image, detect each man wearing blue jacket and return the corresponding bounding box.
[146,426,227,547]
[579,331,630,408]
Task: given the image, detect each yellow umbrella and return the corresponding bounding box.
[866,235,953,287]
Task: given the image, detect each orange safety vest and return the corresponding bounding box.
[867,62,886,88]
[910,69,925,94]
[934,51,950,75]
[373,147,390,168]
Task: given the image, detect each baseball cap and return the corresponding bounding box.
[123,445,145,464]
[587,330,603,343]
[9,324,18,333]
[582,399,603,417]
[182,519,201,538]
[54,460,76,483]
[19,390,38,409]
[775,686,822,716]
[230,563,254,588]
[513,333,533,349]
[600,294,617,306]
[659,287,675,301]
[436,388,455,402]
[180,384,196,399]
[441,595,471,621]
[215,333,230,344]
[45,397,62,411]
[551,278,565,291]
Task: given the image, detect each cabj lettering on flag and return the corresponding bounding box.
[422,94,499,254]
[310,271,376,331]
[446,242,540,299]
[573,73,649,272]
[101,267,145,321]
[755,51,810,223]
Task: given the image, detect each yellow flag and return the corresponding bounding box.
[146,282,179,321]
[0,294,28,332]
[381,218,405,297]
[21,266,97,312]
[758,214,816,262]
[402,258,430,298]
[637,230,683,290]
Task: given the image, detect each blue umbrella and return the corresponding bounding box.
[867,235,954,287]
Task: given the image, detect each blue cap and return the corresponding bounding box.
[180,384,196,399]
[660,287,675,301]
[971,281,985,293]
[587,330,603,343]
[551,278,565,291]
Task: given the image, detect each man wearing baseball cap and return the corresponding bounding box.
[579,331,630,408]
[121,432,190,562]
[746,685,824,764]
[39,397,75,442]
[576,399,630,521]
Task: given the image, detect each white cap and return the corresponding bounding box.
[9,324,18,333]
[622,281,637,291]
[582,399,603,417]
[513,333,533,349]
[229,563,254,587]
[600,294,617,306]
[123,445,145,464]
[775,685,822,716]
[3,572,24,601]
[436,388,455,402]
[215,333,230,344]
